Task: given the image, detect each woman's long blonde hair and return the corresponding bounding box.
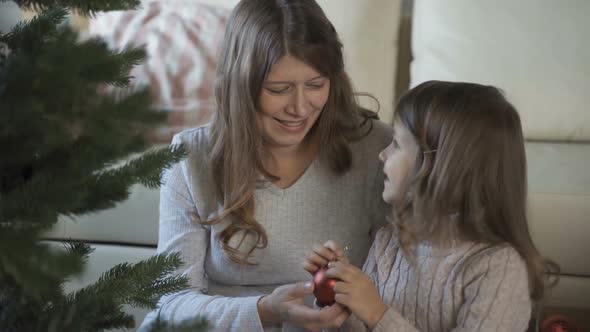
[392,80,558,300]
[204,0,377,264]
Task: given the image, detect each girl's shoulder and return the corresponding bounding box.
[363,225,401,281]
[460,243,529,284]
[372,225,401,256]
[463,243,524,264]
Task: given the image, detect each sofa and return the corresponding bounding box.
[7,0,588,330]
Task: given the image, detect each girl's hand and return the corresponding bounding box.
[302,240,347,275]
[325,261,388,329]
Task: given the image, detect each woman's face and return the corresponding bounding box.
[379,120,419,205]
[257,55,330,151]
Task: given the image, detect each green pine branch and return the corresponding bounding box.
[0,25,160,199]
[41,298,134,332]
[0,225,84,300]
[62,239,94,264]
[0,1,208,331]
[82,253,187,308]
[0,6,67,52]
[0,144,185,223]
[11,0,141,16]
[80,41,146,87]
[47,253,190,330]
[99,144,188,190]
[0,18,186,221]
[91,310,136,331]
[0,252,195,332]
[0,279,47,332]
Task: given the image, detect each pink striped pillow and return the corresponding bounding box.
[88,1,229,143]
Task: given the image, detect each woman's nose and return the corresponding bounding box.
[288,88,311,117]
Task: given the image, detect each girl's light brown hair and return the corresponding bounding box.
[204,0,377,264]
[393,80,558,300]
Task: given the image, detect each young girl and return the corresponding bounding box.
[304,80,559,331]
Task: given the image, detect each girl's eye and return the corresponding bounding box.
[391,139,399,149]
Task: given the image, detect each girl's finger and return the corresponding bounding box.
[312,244,337,262]
[334,293,351,307]
[305,250,329,267]
[302,260,320,274]
[323,240,344,258]
[332,281,351,294]
[330,260,361,277]
[325,263,354,283]
[330,305,351,328]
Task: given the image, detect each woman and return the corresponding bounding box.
[139,0,392,331]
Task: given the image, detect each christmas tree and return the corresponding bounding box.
[0,1,208,331]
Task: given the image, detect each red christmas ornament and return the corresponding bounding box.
[541,315,582,332]
[313,265,338,307]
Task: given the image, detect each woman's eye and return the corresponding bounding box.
[306,83,325,89]
[266,86,290,94]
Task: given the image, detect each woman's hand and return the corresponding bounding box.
[325,261,388,329]
[257,281,349,331]
[303,240,347,275]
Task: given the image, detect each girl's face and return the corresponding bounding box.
[257,55,330,152]
[379,120,420,205]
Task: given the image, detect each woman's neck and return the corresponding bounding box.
[263,133,320,189]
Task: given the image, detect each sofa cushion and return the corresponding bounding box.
[526,142,590,277]
[543,275,590,322]
[526,142,590,196]
[46,184,160,245]
[411,0,590,141]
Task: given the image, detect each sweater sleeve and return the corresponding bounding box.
[370,246,532,332]
[338,228,392,332]
[138,136,265,332]
[453,246,532,331]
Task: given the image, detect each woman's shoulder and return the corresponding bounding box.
[365,117,393,143]
[351,117,393,154]
[171,124,212,159]
[167,124,214,176]
[171,123,211,148]
[369,117,394,140]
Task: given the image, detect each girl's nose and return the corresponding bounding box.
[379,149,386,162]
